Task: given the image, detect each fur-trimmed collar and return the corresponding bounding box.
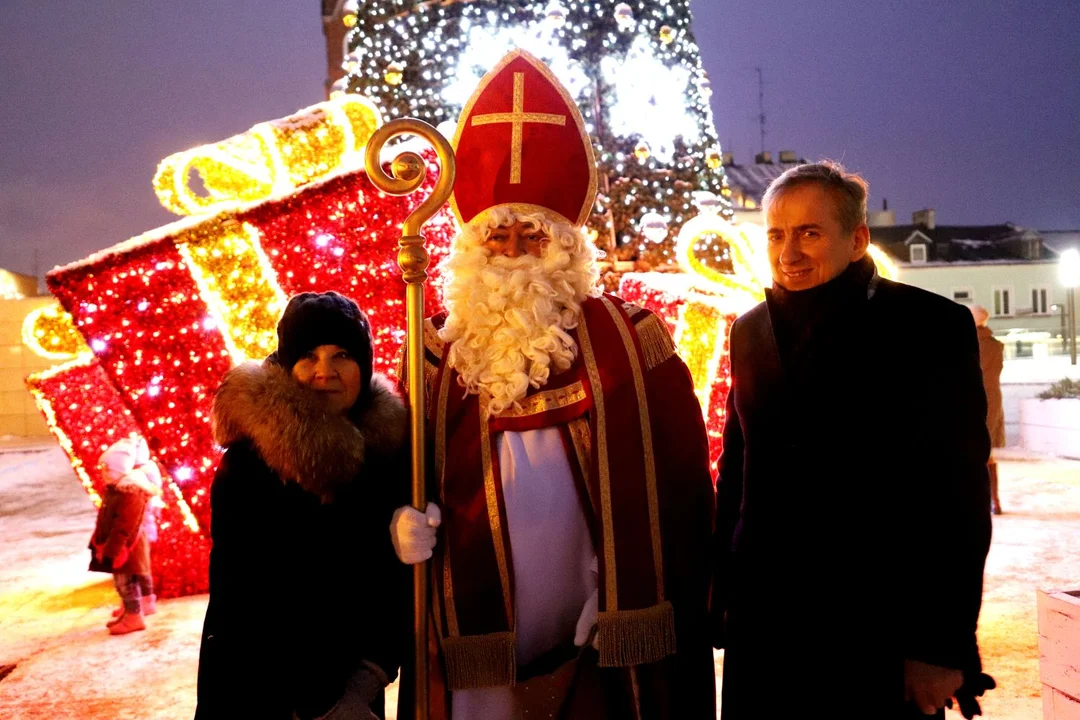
[107,467,163,497]
[212,362,407,502]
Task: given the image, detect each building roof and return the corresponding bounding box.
[1039,230,1080,256]
[871,223,1050,264]
[722,159,802,204]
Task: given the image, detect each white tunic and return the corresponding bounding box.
[451,427,597,719]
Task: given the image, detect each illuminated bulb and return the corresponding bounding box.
[700,74,713,99]
[342,49,362,73]
[91,339,107,352]
[545,1,567,27]
[693,191,721,215]
[385,61,405,86]
[316,233,332,248]
[138,301,150,311]
[640,212,670,243]
[613,3,635,30]
[659,25,675,45]
[176,467,193,481]
[634,140,651,161]
[706,148,722,170]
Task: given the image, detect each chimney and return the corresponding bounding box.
[778,150,797,164]
[721,151,734,167]
[754,151,773,164]
[882,198,888,211]
[912,208,936,230]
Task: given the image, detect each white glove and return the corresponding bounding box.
[574,556,600,649]
[390,503,441,564]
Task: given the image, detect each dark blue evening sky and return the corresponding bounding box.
[2,0,1078,276]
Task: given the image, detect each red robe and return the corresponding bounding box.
[400,294,716,719]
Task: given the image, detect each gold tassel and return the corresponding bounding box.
[597,601,677,668]
[636,314,677,371]
[441,632,517,690]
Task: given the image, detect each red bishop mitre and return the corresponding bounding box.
[450,49,598,228]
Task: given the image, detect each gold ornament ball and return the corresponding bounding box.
[659,25,675,44]
[342,12,358,28]
[391,152,425,183]
[634,141,651,161]
[385,61,405,86]
[706,149,722,170]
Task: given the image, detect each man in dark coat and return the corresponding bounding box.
[713,162,994,719]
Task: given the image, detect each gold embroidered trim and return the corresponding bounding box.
[636,313,678,371]
[497,380,586,418]
[423,318,445,358]
[602,297,665,601]
[442,548,459,637]
[441,631,517,690]
[471,72,566,184]
[577,311,618,610]
[567,416,595,513]
[480,400,515,626]
[434,355,453,485]
[596,601,677,668]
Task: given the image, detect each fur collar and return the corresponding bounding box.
[108,467,163,497]
[212,362,407,502]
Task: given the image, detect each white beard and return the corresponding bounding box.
[440,251,585,416]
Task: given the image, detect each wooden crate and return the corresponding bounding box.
[1038,589,1080,719]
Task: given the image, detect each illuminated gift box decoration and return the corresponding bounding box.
[25,96,455,597]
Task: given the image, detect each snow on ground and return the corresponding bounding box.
[0,445,1076,718]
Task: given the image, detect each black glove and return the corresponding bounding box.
[945,672,995,719]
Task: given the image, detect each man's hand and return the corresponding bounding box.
[389,503,441,564]
[904,659,963,715]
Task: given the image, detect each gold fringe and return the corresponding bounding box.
[597,601,677,668]
[441,632,517,690]
[636,314,677,371]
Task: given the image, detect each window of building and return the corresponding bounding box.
[909,244,927,263]
[1031,286,1050,315]
[952,287,974,304]
[992,287,1013,317]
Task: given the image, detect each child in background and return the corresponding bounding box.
[89,436,163,635]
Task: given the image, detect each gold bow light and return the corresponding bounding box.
[153,95,383,216]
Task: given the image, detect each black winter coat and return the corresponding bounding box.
[195,363,410,720]
[713,258,992,719]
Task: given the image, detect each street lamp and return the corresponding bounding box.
[1060,248,1080,365]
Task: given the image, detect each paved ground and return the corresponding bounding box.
[0,446,1076,718]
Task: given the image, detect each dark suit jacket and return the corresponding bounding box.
[713,265,992,718]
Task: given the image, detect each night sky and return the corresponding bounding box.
[2,0,1078,277]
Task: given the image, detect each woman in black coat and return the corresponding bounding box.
[196,292,409,720]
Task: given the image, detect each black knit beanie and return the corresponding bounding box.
[273,292,374,397]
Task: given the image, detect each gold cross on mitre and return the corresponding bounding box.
[471,72,566,184]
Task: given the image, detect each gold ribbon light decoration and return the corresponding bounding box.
[154,95,383,216]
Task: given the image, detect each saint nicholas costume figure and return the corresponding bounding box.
[391,50,716,719]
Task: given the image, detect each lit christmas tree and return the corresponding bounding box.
[339,0,733,265]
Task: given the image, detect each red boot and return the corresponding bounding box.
[109,612,146,635]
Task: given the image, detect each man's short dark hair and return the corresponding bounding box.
[762,161,869,234]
